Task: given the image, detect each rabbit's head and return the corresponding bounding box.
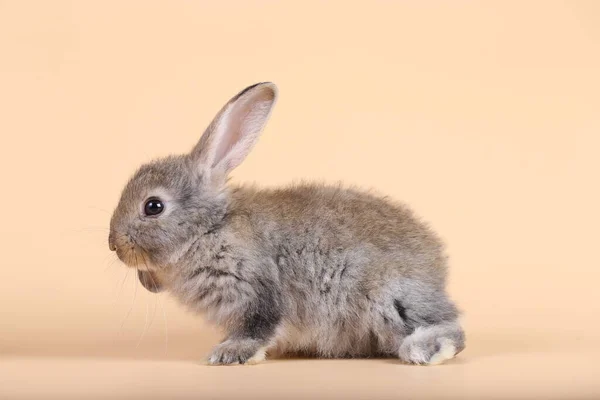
[108,83,278,292]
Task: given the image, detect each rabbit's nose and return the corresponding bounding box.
[108,233,117,251]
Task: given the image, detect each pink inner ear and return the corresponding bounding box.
[211,102,252,168]
[211,94,274,171]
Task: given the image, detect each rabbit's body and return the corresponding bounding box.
[110,83,465,365]
[158,182,462,361]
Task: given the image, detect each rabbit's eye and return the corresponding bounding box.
[144,198,164,216]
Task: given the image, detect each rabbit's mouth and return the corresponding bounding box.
[115,245,151,269]
[109,233,153,270]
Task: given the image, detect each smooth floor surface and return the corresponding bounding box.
[2,328,600,400]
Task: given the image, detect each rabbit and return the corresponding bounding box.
[108,82,465,366]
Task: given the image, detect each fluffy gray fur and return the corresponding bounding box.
[109,82,465,365]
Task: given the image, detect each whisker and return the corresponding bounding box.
[158,293,169,357]
[113,268,130,305]
[119,256,138,335]
[60,229,110,242]
[136,295,158,349]
[104,257,121,272]
[65,227,111,236]
[136,253,159,348]
[87,205,112,214]
[136,299,150,349]
[103,251,122,270]
[140,252,169,357]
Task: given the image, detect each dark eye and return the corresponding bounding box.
[144,198,164,216]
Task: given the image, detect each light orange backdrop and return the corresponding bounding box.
[0,1,599,399]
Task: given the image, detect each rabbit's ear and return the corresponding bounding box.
[191,82,277,179]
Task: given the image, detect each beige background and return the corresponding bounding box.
[1,1,599,399]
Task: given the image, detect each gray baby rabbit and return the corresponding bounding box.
[109,82,465,365]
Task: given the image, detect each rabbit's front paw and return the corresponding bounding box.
[207,339,266,366]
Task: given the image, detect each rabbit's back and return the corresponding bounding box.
[230,183,447,280]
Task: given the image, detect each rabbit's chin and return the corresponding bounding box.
[138,269,164,293]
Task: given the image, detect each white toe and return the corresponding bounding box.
[246,347,267,365]
[427,338,457,365]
